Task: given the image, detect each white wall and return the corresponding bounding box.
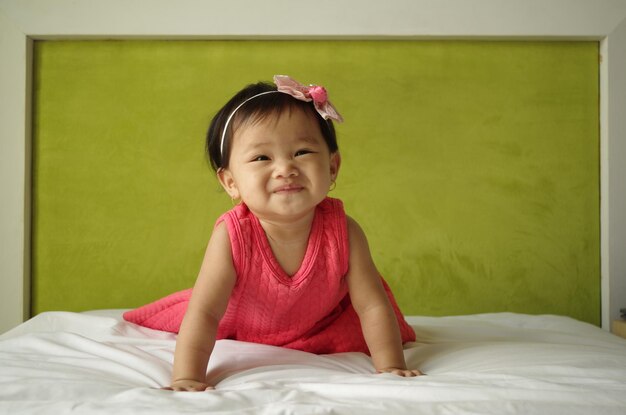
[0,8,30,333]
[606,15,626,329]
[1,0,626,333]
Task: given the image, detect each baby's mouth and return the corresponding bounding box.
[274,184,304,193]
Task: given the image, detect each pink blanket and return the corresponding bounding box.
[123,289,192,333]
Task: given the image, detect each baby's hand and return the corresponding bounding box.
[377,367,424,377]
[162,379,214,392]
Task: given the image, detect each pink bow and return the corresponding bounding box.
[273,75,344,123]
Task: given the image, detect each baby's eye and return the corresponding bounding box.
[251,155,270,162]
[295,149,314,157]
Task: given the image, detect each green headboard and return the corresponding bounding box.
[32,40,600,324]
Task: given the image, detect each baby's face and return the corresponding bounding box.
[219,108,339,223]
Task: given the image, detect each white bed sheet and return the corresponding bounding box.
[1,311,625,414]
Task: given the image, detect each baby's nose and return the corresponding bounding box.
[273,159,299,178]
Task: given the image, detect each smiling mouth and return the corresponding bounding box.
[274,185,304,193]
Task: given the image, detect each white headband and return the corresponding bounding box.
[218,75,343,163]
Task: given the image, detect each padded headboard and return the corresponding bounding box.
[32,40,600,324]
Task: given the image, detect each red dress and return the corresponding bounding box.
[123,197,415,354]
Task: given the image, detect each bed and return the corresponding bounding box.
[1,310,625,414]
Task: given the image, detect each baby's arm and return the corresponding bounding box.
[165,222,236,391]
[345,216,423,377]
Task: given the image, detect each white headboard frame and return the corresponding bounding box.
[1,0,625,333]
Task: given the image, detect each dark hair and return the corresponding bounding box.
[206,81,338,171]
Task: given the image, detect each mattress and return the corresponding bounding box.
[1,311,625,414]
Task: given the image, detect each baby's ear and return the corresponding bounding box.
[217,168,240,200]
[330,152,341,182]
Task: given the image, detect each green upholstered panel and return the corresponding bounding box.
[32,40,600,324]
